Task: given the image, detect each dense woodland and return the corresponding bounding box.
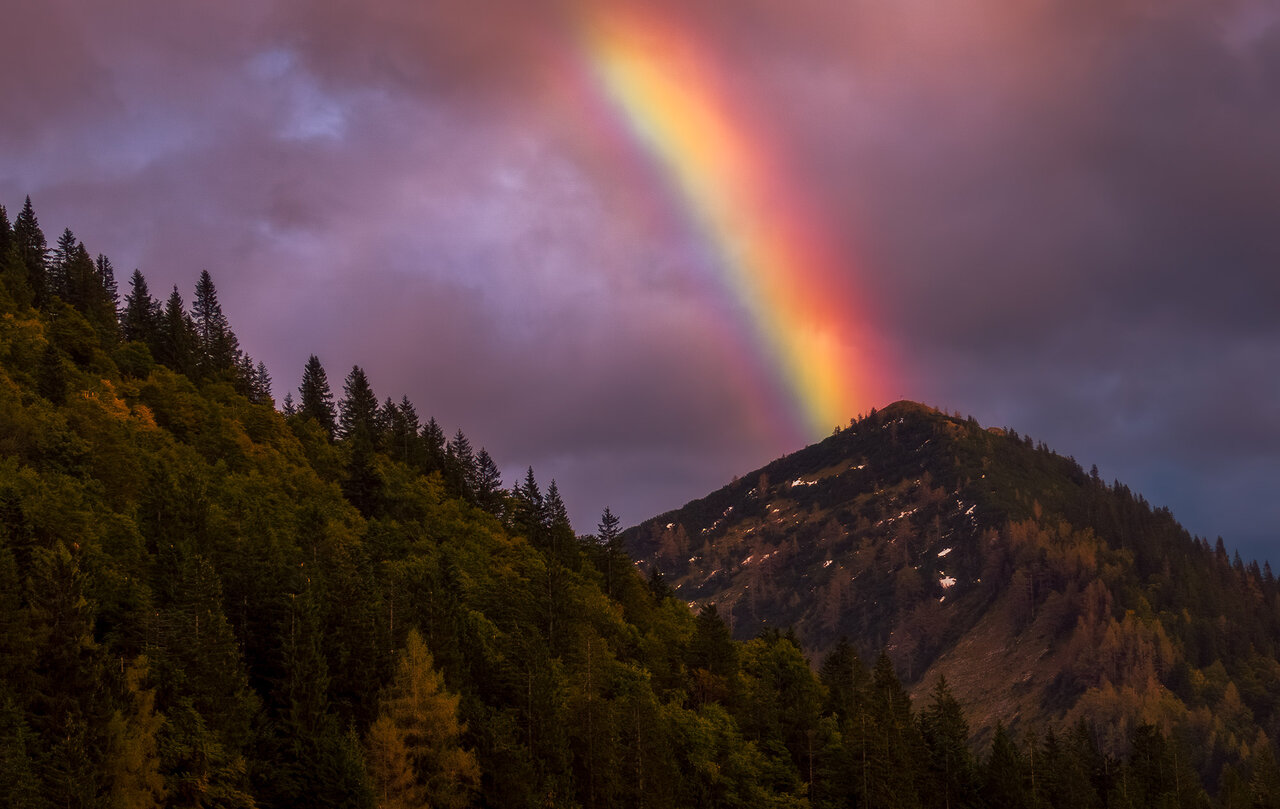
[0,197,1276,808]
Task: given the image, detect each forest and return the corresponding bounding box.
[0,196,1276,807]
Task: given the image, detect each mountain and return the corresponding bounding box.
[626,401,1280,762]
[3,198,1276,806]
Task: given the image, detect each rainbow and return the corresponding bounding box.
[568,4,888,440]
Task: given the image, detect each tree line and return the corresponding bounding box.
[0,196,1270,807]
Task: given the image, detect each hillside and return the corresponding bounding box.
[1,198,1275,807]
[626,402,1280,770]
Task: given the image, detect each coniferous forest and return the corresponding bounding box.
[1,196,1278,808]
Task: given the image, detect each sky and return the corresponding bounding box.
[3,0,1279,562]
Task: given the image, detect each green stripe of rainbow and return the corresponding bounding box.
[575,5,887,438]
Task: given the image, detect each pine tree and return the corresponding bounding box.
[298,355,337,438]
[365,630,479,809]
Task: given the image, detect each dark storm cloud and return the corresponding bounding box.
[2,0,1278,557]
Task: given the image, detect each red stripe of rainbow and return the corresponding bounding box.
[573,4,889,438]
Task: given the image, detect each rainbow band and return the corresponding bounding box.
[577,5,881,438]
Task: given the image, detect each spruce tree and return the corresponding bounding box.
[49,227,78,300]
[339,366,382,515]
[192,270,240,377]
[597,506,623,598]
[298,355,337,438]
[12,197,47,307]
[445,429,475,500]
[421,417,447,473]
[121,270,161,345]
[157,286,196,375]
[0,204,28,308]
[919,676,977,809]
[338,366,380,443]
[472,449,504,515]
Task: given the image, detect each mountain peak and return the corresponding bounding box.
[625,404,1280,750]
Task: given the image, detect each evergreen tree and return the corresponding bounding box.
[27,542,113,808]
[444,429,475,500]
[156,286,196,375]
[421,417,447,474]
[339,366,382,515]
[121,270,161,346]
[12,197,47,307]
[0,204,29,307]
[472,449,504,515]
[0,204,10,269]
[192,270,240,377]
[981,722,1029,809]
[866,652,925,809]
[298,355,337,439]
[688,604,738,706]
[338,366,379,443]
[50,227,78,300]
[597,506,624,598]
[510,466,544,539]
[36,343,67,405]
[543,480,571,536]
[95,254,118,310]
[919,676,978,809]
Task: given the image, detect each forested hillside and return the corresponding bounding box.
[627,400,1280,802]
[0,197,1273,808]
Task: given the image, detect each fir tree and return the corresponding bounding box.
[298,355,337,438]
[50,227,78,300]
[0,204,28,307]
[157,286,196,375]
[338,366,380,443]
[12,197,47,307]
[252,360,273,406]
[445,429,475,500]
[919,676,977,809]
[192,270,240,377]
[596,506,624,598]
[121,270,161,345]
[95,254,118,309]
[472,449,504,515]
[421,417,447,474]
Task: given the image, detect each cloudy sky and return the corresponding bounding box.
[3,0,1278,561]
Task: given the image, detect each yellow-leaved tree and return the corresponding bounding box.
[366,629,479,809]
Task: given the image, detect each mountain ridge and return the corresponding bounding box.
[624,400,1280,762]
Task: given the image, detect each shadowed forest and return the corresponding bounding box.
[1,198,1277,807]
